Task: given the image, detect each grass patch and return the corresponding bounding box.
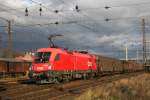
[75,73,150,100]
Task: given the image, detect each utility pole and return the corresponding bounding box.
[0,33,1,48]
[142,18,147,68]
[136,48,139,63]
[125,43,128,61]
[7,20,12,58]
[124,33,129,61]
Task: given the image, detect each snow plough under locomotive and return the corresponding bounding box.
[28,47,143,84]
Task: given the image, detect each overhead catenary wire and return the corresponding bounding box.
[0,15,146,29]
[0,2,42,18]
[0,25,7,27]
[0,4,28,19]
[29,0,72,14]
[40,0,103,33]
[0,0,150,20]
[0,0,150,19]
[0,0,100,33]
[76,1,150,11]
[12,20,78,27]
[0,1,149,31]
[104,15,150,22]
[54,2,150,31]
[0,16,8,21]
[0,3,38,11]
[29,0,54,12]
[0,3,26,13]
[27,0,150,12]
[27,0,150,34]
[0,0,149,56]
[111,1,150,8]
[0,14,148,29]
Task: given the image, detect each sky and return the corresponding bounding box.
[0,0,150,59]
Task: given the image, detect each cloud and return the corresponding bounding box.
[0,0,150,59]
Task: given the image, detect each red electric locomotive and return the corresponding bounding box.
[28,34,144,84]
[29,47,97,83]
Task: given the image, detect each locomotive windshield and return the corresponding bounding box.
[34,52,51,63]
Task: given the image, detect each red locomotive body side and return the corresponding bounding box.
[52,52,96,71]
[31,48,97,72]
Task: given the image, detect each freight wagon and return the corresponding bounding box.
[96,55,143,73]
[0,58,31,78]
[96,55,123,73]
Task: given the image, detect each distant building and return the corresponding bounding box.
[15,52,34,62]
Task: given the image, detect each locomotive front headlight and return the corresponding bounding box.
[48,65,52,70]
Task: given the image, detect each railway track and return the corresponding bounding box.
[50,71,144,100]
[0,71,144,100]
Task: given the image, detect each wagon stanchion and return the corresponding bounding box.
[25,71,29,78]
[2,71,5,79]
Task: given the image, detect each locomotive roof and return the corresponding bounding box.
[37,48,95,58]
[37,48,66,53]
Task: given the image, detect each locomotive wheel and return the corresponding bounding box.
[56,76,63,83]
[89,73,94,79]
[63,74,71,82]
[53,77,60,84]
[28,71,33,78]
[83,73,88,80]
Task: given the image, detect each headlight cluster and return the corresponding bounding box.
[48,65,51,70]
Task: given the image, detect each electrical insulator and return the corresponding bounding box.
[104,6,111,9]
[55,21,59,25]
[54,10,59,13]
[25,8,28,16]
[39,4,42,16]
[105,18,110,22]
[75,5,80,12]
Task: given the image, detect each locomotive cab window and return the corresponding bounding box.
[55,54,60,61]
[35,52,51,63]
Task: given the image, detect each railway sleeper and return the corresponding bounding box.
[0,96,12,100]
